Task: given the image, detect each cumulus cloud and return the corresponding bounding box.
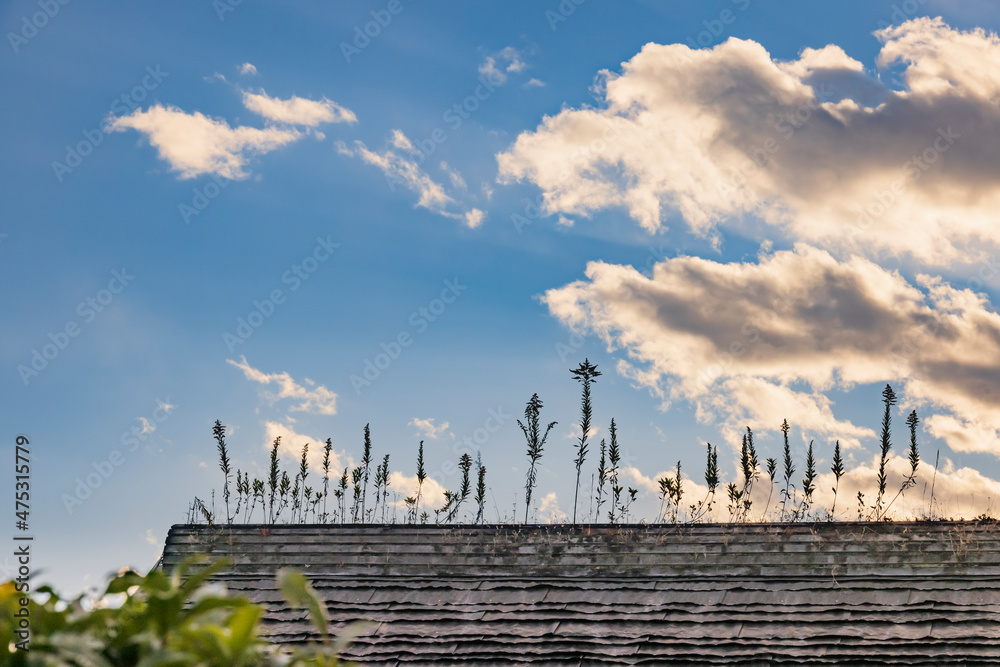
[336,132,485,226]
[543,245,1000,454]
[228,356,338,415]
[388,471,447,509]
[537,492,568,523]
[624,452,1000,520]
[110,104,302,180]
[409,417,451,440]
[263,421,350,475]
[239,63,258,76]
[498,18,1000,266]
[813,452,1000,520]
[242,89,357,126]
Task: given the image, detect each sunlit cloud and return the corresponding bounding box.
[228,356,338,415]
[336,132,485,226]
[478,46,528,85]
[242,89,357,126]
[544,245,1000,455]
[110,104,302,180]
[409,417,451,440]
[262,421,350,475]
[498,18,1000,266]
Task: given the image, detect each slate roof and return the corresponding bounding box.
[162,521,1000,665]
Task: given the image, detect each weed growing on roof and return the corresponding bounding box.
[518,392,557,523]
[199,380,938,525]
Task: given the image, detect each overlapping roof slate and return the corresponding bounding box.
[162,521,1000,665]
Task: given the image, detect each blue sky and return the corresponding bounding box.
[4,0,1000,596]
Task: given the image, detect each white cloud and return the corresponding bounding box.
[144,529,158,545]
[524,78,546,88]
[812,453,1000,521]
[388,471,447,508]
[137,417,156,436]
[564,426,599,441]
[337,137,455,213]
[440,161,467,190]
[624,449,1000,521]
[409,417,451,440]
[239,62,258,76]
[478,47,528,86]
[543,245,1000,456]
[391,129,415,151]
[537,492,568,523]
[336,133,485,226]
[478,57,505,85]
[925,414,1000,455]
[228,356,338,415]
[110,104,303,180]
[262,421,350,476]
[464,208,485,229]
[242,89,356,126]
[498,18,1000,266]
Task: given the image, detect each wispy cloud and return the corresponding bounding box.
[337,137,455,213]
[409,417,451,440]
[228,356,338,415]
[239,62,257,76]
[336,132,485,228]
[242,89,357,126]
[479,46,528,85]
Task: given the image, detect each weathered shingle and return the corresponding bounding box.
[162,521,1000,665]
